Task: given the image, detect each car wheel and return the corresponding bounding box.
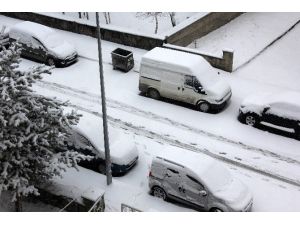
[147,89,160,100]
[152,186,167,200]
[210,207,223,212]
[197,102,210,113]
[244,113,259,127]
[47,57,55,66]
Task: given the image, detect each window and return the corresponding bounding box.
[193,77,201,89]
[167,168,179,174]
[184,75,194,87]
[186,175,204,189]
[32,37,46,50]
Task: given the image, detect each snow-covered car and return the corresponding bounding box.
[148,148,253,212]
[238,91,300,140]
[9,21,78,67]
[62,114,139,176]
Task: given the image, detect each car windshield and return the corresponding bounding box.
[203,163,232,192]
[43,32,64,49]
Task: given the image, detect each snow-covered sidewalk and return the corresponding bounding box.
[188,12,300,69]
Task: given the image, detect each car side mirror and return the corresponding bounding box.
[198,87,206,95]
[199,190,207,196]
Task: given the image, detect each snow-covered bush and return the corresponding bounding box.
[0,43,91,211]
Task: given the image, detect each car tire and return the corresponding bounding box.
[244,113,260,127]
[147,88,160,100]
[47,57,55,67]
[197,102,210,113]
[210,207,223,212]
[152,186,167,200]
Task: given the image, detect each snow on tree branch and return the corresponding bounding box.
[0,42,93,208]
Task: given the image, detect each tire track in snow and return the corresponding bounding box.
[66,102,300,188]
[36,80,300,167]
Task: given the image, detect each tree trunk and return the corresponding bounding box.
[86,12,89,20]
[78,12,82,19]
[107,12,111,24]
[169,12,176,27]
[103,12,109,24]
[15,195,22,212]
[154,15,158,34]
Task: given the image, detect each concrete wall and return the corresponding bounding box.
[163,44,233,72]
[0,12,164,50]
[166,12,243,47]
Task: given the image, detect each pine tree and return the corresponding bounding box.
[0,43,91,211]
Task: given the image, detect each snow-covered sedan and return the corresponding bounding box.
[63,114,139,176]
[9,21,78,67]
[238,91,300,140]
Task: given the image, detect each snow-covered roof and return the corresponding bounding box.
[141,47,214,77]
[9,21,54,40]
[157,146,231,187]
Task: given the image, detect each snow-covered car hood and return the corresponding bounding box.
[214,178,252,211]
[206,80,231,100]
[49,41,77,59]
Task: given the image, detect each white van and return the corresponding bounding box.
[9,21,78,67]
[139,47,232,112]
[148,148,253,212]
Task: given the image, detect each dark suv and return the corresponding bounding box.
[9,21,77,67]
[238,91,300,140]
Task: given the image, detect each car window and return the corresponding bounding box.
[32,37,45,50]
[184,75,194,87]
[167,168,179,174]
[186,175,204,190]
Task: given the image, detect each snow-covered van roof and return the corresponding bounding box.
[141,47,215,76]
[9,21,54,40]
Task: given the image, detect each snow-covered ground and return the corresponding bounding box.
[39,12,196,36]
[187,12,300,69]
[1,13,300,211]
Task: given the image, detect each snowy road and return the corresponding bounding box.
[34,79,300,187]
